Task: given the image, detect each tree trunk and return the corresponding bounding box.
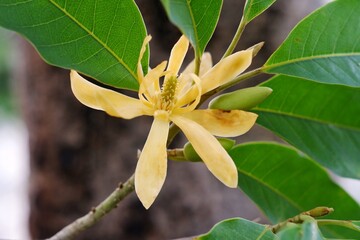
[13,0,321,239]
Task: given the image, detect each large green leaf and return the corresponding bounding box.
[230,142,360,238]
[161,0,222,56]
[277,221,324,240]
[196,218,277,240]
[0,0,147,90]
[243,0,276,23]
[254,75,360,179]
[264,0,360,87]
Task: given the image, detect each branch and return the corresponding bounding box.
[271,206,334,233]
[48,174,135,240]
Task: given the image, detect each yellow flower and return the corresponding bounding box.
[70,35,257,209]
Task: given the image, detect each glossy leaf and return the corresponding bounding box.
[243,0,277,23]
[196,218,277,240]
[230,142,360,238]
[0,0,148,90]
[264,0,360,87]
[161,0,222,56]
[277,221,324,240]
[254,75,360,179]
[318,219,360,237]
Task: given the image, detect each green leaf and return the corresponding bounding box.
[254,75,360,179]
[161,0,222,56]
[0,0,148,90]
[318,219,360,238]
[243,0,277,23]
[196,218,278,240]
[277,221,324,240]
[264,0,360,87]
[230,142,360,237]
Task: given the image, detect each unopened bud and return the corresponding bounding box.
[183,138,235,162]
[306,207,334,218]
[209,87,272,111]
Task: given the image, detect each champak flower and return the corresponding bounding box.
[70,35,257,209]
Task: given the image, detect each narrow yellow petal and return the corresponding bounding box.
[171,115,238,188]
[166,35,189,76]
[182,52,213,77]
[135,116,169,209]
[174,74,202,113]
[137,35,152,84]
[201,49,253,94]
[70,70,151,119]
[181,109,257,137]
[140,61,167,101]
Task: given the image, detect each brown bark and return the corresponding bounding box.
[13,0,321,239]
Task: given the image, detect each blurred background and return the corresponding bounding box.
[0,28,29,239]
[1,0,358,239]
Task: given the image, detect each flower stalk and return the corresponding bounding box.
[222,16,247,59]
[271,207,334,233]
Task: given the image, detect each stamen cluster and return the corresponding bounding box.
[159,76,178,111]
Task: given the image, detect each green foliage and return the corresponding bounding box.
[196,218,277,240]
[0,28,14,114]
[243,0,277,23]
[0,0,359,238]
[229,142,360,237]
[255,75,360,179]
[209,87,272,110]
[0,0,148,90]
[264,0,360,87]
[161,0,222,57]
[277,221,324,240]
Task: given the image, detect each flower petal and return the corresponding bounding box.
[171,115,238,188]
[70,70,151,119]
[137,35,152,84]
[201,49,253,94]
[166,35,189,77]
[140,61,167,102]
[182,52,213,76]
[174,73,202,113]
[181,109,257,137]
[135,116,169,209]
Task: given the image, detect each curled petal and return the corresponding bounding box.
[182,52,213,77]
[135,116,169,209]
[166,35,189,78]
[174,73,202,113]
[70,70,151,119]
[201,49,253,94]
[171,115,238,188]
[140,61,167,101]
[137,35,152,84]
[180,109,257,137]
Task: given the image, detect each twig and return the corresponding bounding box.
[48,174,135,240]
[222,16,247,59]
[271,206,334,233]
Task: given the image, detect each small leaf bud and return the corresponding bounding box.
[209,87,272,111]
[183,138,236,162]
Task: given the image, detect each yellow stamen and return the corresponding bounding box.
[160,76,178,111]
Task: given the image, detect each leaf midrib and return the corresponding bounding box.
[48,0,137,81]
[185,0,200,56]
[254,107,360,132]
[237,167,303,219]
[264,52,360,70]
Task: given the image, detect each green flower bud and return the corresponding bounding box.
[209,86,272,111]
[183,138,236,162]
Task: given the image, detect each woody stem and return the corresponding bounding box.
[48,175,135,240]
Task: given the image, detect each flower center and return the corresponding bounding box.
[159,76,177,111]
